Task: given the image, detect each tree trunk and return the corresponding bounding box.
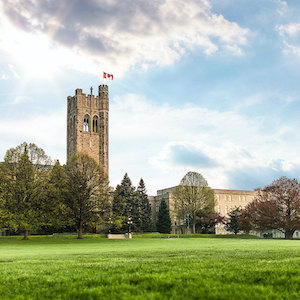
[285,229,295,239]
[22,229,29,240]
[78,224,83,239]
[192,222,196,234]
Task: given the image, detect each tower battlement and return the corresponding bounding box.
[67,85,109,177]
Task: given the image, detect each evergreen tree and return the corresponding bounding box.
[225,207,242,235]
[137,178,153,232]
[156,199,171,234]
[112,173,140,232]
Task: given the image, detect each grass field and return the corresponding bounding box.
[0,235,300,299]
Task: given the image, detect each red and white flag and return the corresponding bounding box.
[103,72,113,80]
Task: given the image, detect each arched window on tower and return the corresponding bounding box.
[83,114,89,132]
[73,116,76,135]
[93,116,99,133]
[69,117,73,135]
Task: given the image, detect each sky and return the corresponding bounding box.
[1,0,300,195]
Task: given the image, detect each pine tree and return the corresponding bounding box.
[112,173,140,232]
[137,178,153,232]
[225,207,242,235]
[156,199,171,234]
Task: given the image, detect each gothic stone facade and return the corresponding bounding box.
[150,186,256,234]
[67,85,109,176]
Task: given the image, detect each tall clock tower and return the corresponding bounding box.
[67,84,109,176]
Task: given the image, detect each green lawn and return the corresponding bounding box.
[0,235,300,299]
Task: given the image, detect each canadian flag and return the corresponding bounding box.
[103,72,113,80]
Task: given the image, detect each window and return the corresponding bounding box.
[73,116,76,134]
[93,116,99,133]
[83,114,89,132]
[69,117,73,134]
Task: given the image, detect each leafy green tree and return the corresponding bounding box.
[137,178,153,232]
[0,142,55,238]
[156,199,171,234]
[225,207,242,235]
[38,160,72,233]
[173,172,215,233]
[2,151,44,239]
[64,153,109,239]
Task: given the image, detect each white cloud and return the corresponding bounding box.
[0,0,249,77]
[109,94,300,193]
[1,74,9,80]
[276,23,300,57]
[277,23,300,37]
[276,0,288,16]
[0,109,66,163]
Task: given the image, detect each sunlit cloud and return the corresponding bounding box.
[1,74,9,80]
[0,0,249,78]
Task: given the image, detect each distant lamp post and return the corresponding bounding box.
[174,216,177,234]
[127,217,133,235]
[186,213,190,239]
[108,217,113,234]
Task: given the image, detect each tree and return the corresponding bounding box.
[39,160,72,233]
[197,210,219,234]
[225,207,242,234]
[64,153,109,239]
[241,177,300,239]
[173,172,215,233]
[111,173,140,232]
[156,199,171,234]
[180,171,208,187]
[2,152,43,239]
[0,142,54,239]
[137,178,153,232]
[4,142,53,172]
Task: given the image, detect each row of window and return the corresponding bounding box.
[216,205,241,215]
[216,195,249,202]
[69,114,107,134]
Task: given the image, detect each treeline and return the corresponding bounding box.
[225,176,300,239]
[0,142,153,239]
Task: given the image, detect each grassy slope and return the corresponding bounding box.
[0,235,300,299]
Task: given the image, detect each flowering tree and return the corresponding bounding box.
[241,177,300,239]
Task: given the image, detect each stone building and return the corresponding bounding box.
[150,186,256,234]
[67,85,109,176]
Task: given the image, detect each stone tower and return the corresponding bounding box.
[67,85,109,176]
